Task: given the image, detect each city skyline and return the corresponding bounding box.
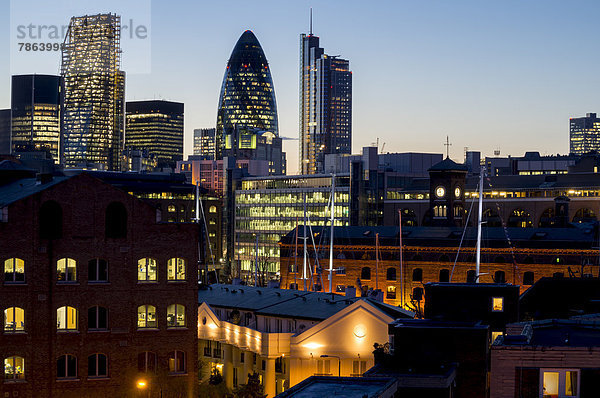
[1,1,600,174]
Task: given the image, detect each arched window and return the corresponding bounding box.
[57,354,77,379]
[137,258,157,282]
[573,208,597,223]
[137,305,157,329]
[88,354,107,378]
[494,271,506,283]
[4,307,25,333]
[4,356,25,380]
[88,306,108,330]
[386,267,396,281]
[39,200,62,239]
[167,304,186,328]
[105,202,127,239]
[439,269,450,282]
[360,267,371,280]
[412,268,423,282]
[57,258,77,282]
[523,271,534,285]
[57,306,78,331]
[138,352,157,373]
[412,287,423,301]
[4,258,25,283]
[386,286,397,299]
[88,259,108,282]
[209,206,217,214]
[482,208,502,227]
[508,209,532,228]
[538,208,555,227]
[466,270,477,283]
[167,258,186,281]
[168,351,186,373]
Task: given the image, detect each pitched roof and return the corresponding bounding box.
[0,176,72,207]
[428,158,468,172]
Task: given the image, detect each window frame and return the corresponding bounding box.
[4,307,25,333]
[88,306,108,331]
[166,304,186,329]
[137,305,158,329]
[167,258,186,282]
[87,353,108,378]
[168,351,186,374]
[57,258,77,283]
[539,368,580,398]
[56,306,78,331]
[4,356,25,381]
[138,351,157,373]
[4,258,25,284]
[137,258,157,283]
[88,259,108,283]
[57,354,77,380]
[491,297,504,312]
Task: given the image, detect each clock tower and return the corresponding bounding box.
[428,158,468,227]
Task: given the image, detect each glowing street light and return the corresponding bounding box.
[136,379,147,389]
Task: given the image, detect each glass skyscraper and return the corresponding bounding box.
[60,14,125,171]
[570,113,600,155]
[11,74,61,162]
[125,100,184,168]
[193,128,216,159]
[300,32,352,174]
[216,30,278,160]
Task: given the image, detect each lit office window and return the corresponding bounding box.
[4,307,25,333]
[137,258,157,282]
[167,258,186,281]
[4,258,25,283]
[166,304,186,328]
[57,258,77,282]
[4,356,25,380]
[57,306,78,331]
[137,305,157,329]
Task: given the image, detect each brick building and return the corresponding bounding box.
[279,225,599,310]
[0,172,199,397]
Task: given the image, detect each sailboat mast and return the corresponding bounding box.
[475,165,484,282]
[375,233,379,291]
[398,209,404,306]
[328,174,335,293]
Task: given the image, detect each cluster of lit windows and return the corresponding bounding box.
[137,304,186,329]
[137,258,186,282]
[388,188,600,200]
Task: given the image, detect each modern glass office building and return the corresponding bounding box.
[300,32,352,174]
[570,113,600,155]
[0,109,10,154]
[125,100,184,168]
[10,75,61,162]
[234,174,350,277]
[193,128,216,159]
[216,30,278,159]
[60,14,125,170]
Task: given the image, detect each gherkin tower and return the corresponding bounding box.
[216,30,278,159]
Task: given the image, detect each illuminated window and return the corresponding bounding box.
[137,258,157,282]
[137,305,157,329]
[386,286,396,299]
[167,258,186,281]
[168,205,176,212]
[168,351,186,373]
[4,307,25,333]
[316,359,331,375]
[88,259,108,282]
[4,258,25,283]
[57,306,78,331]
[87,354,107,378]
[138,352,157,373]
[492,297,504,312]
[56,354,77,379]
[352,360,366,376]
[4,356,25,380]
[209,206,217,213]
[57,258,77,282]
[540,369,579,398]
[166,304,186,328]
[88,306,108,330]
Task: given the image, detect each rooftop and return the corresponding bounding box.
[198,284,413,321]
[275,376,397,398]
[496,318,600,347]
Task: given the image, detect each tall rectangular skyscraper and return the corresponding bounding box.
[60,14,125,170]
[193,128,216,159]
[125,100,184,168]
[11,74,61,162]
[0,109,10,154]
[299,32,352,174]
[570,113,600,155]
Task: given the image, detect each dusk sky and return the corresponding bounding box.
[1,0,600,174]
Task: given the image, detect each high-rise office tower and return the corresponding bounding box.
[216,30,278,159]
[11,74,61,162]
[300,30,352,174]
[570,113,600,155]
[0,109,10,154]
[60,14,125,170]
[125,100,184,168]
[193,128,216,159]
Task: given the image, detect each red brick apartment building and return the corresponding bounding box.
[0,173,199,397]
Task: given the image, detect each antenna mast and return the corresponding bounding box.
[310,8,313,35]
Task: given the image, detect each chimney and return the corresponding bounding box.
[345,286,356,298]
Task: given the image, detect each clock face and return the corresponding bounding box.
[454,187,461,198]
[435,186,446,198]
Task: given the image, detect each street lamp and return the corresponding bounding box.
[320,354,341,377]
